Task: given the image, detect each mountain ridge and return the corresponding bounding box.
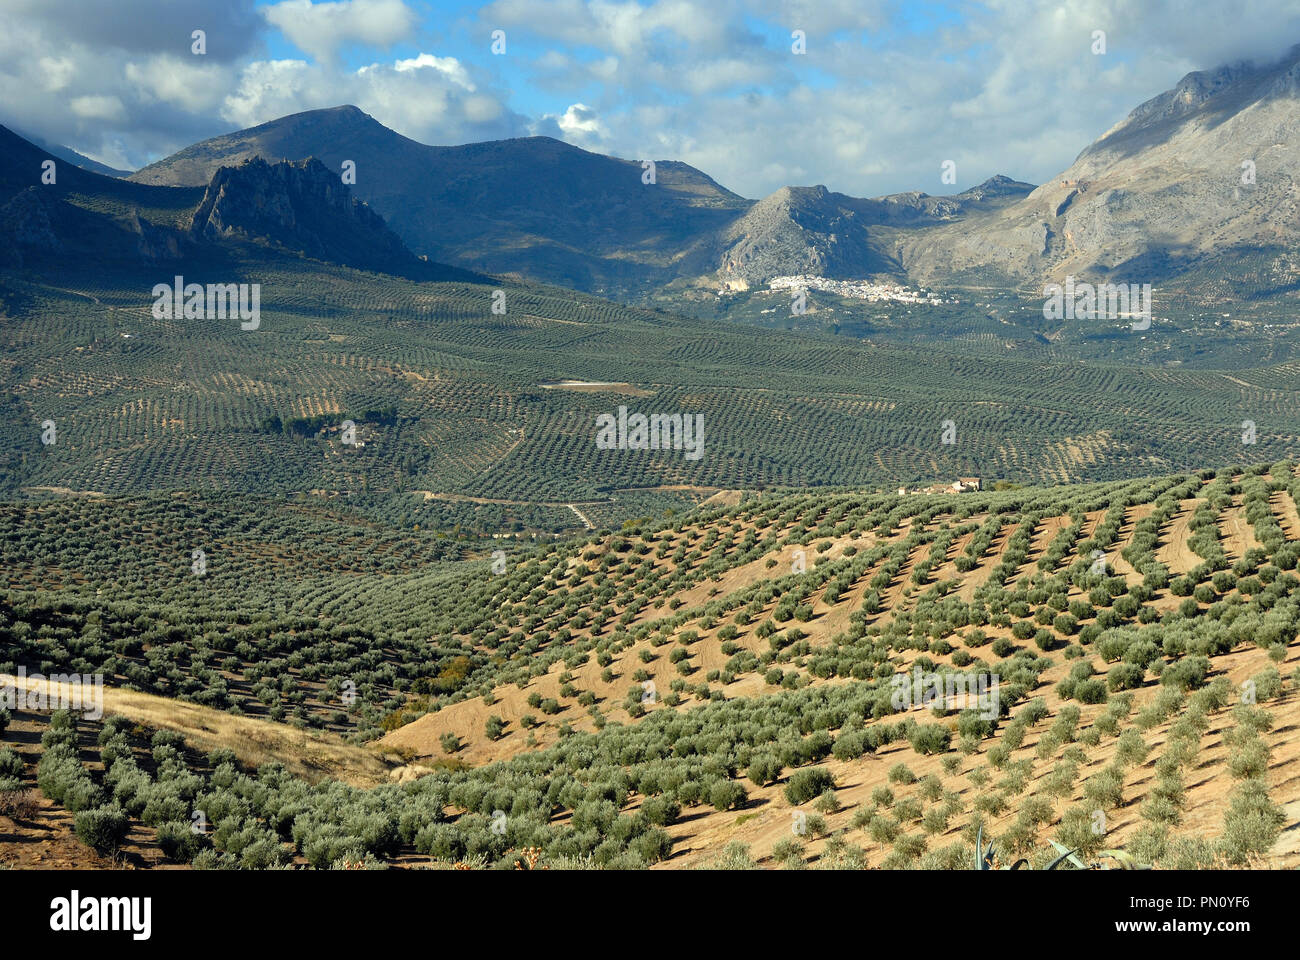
[31,41,1300,300]
[898,43,1300,293]
[128,104,1038,295]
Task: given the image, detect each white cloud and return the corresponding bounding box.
[393,53,475,90]
[36,56,76,92]
[261,0,417,64]
[5,0,1300,196]
[125,55,234,113]
[556,102,603,136]
[221,55,523,148]
[69,95,127,122]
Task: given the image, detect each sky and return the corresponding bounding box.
[2,0,1299,199]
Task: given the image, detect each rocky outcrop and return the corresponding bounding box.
[714,176,1033,284]
[189,156,414,271]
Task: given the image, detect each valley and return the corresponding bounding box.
[2,20,1300,885]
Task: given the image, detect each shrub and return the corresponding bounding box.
[831,730,868,761]
[813,789,840,814]
[0,747,23,780]
[957,709,996,741]
[1074,678,1109,704]
[1056,806,1106,859]
[1018,698,1049,725]
[918,775,943,803]
[771,837,806,866]
[74,804,129,854]
[907,724,951,755]
[894,797,923,822]
[746,754,781,786]
[887,763,917,785]
[1218,779,1284,866]
[784,767,835,805]
[1107,662,1145,691]
[1227,736,1270,780]
[1083,768,1125,810]
[0,787,39,820]
[157,819,208,862]
[1161,656,1210,692]
[709,780,747,812]
[921,808,950,835]
[1140,795,1181,826]
[1115,729,1149,766]
[1247,667,1282,703]
[641,794,681,826]
[867,815,900,846]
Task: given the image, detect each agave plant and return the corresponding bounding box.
[1046,840,1153,870]
[974,825,1076,870]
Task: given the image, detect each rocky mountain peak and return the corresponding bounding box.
[189,156,414,270]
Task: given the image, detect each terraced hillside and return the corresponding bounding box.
[2,462,1297,869]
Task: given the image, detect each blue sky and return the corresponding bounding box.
[3,0,1300,197]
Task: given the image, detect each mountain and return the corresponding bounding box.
[0,124,198,267]
[715,185,884,285]
[714,177,1034,287]
[117,44,1300,301]
[0,124,454,276]
[899,45,1300,294]
[130,105,750,295]
[189,156,416,272]
[128,106,1042,295]
[9,126,132,178]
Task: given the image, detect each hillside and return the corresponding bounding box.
[129,105,751,296]
[8,126,132,178]
[2,463,1297,869]
[12,239,1300,520]
[900,45,1300,295]
[0,124,477,281]
[3,50,1300,878]
[189,156,417,272]
[126,105,1042,298]
[715,178,1034,287]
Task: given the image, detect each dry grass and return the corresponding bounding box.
[2,673,402,787]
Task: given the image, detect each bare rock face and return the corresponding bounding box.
[715,178,1033,285]
[189,156,414,271]
[716,185,883,284]
[900,44,1300,293]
